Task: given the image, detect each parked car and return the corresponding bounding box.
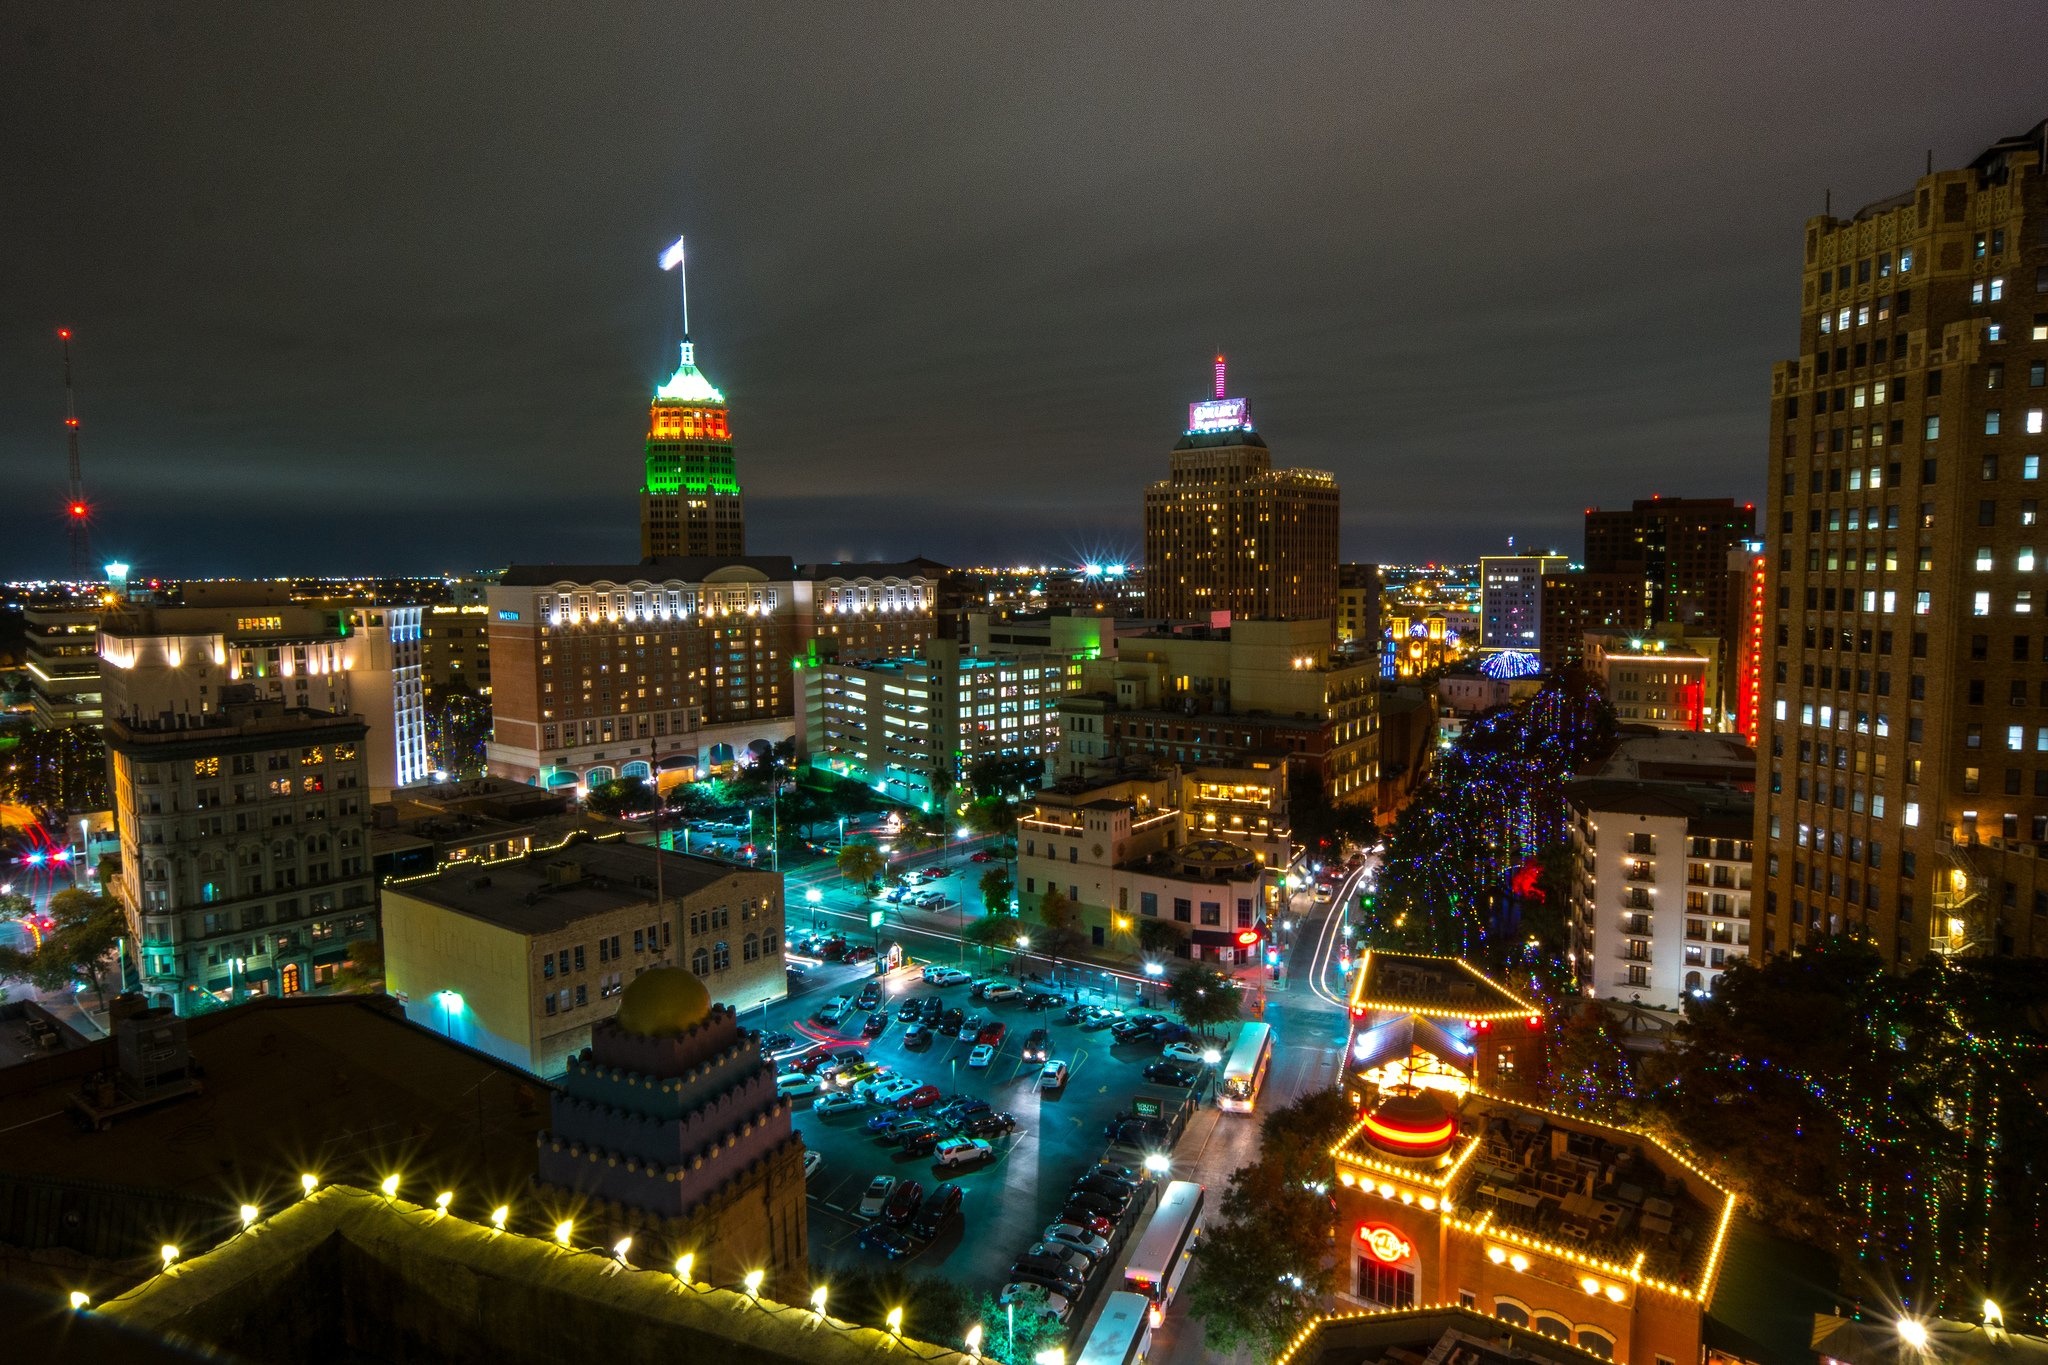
[1058,1206,1116,1238]
[803,1150,823,1180]
[857,982,883,1009]
[776,1072,823,1097]
[900,1127,942,1158]
[939,1007,965,1034]
[861,1012,890,1039]
[926,966,971,986]
[1042,1223,1110,1262]
[903,1023,933,1051]
[1071,1176,1134,1213]
[1093,1161,1151,1186]
[962,1111,1019,1139]
[844,945,876,963]
[918,995,945,1021]
[1022,991,1063,1012]
[1038,1060,1069,1091]
[1063,1190,1125,1223]
[967,1043,997,1069]
[857,1223,916,1260]
[1144,1060,1200,1087]
[970,850,996,863]
[896,1084,943,1110]
[814,1091,866,1118]
[1061,1003,1094,1023]
[1111,1013,1164,1040]
[941,1097,991,1125]
[955,1013,984,1042]
[1079,1008,1124,1032]
[869,1075,923,1105]
[889,1117,939,1146]
[911,1182,963,1239]
[1024,1242,1092,1276]
[1150,1021,1193,1044]
[998,1282,1074,1323]
[1021,1028,1050,1061]
[982,983,1023,1003]
[933,1136,994,1168]
[1162,1041,1206,1064]
[858,1175,897,1218]
[759,1031,795,1054]
[1108,1117,1171,1148]
[976,1020,1008,1047]
[883,1179,925,1225]
[897,996,925,1021]
[1010,1257,1084,1297]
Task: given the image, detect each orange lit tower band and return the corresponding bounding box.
[58,328,91,580]
[640,236,745,559]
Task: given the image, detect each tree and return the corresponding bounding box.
[962,913,1023,963]
[583,776,654,817]
[1258,1085,1357,1184]
[1031,885,1083,976]
[964,753,1045,800]
[1166,962,1242,1036]
[836,839,887,896]
[977,865,1013,915]
[822,1265,973,1345]
[663,782,722,824]
[0,886,125,1007]
[329,937,385,995]
[425,680,492,779]
[1134,917,1180,956]
[1547,1000,1637,1123]
[962,793,1018,843]
[970,1290,1064,1365]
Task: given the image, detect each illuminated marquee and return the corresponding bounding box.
[1187,396,1250,433]
[234,616,284,633]
[1357,1223,1414,1264]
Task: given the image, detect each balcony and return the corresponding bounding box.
[1623,864,1657,883]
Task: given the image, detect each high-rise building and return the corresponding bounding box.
[1757,119,2048,962]
[1144,356,1339,623]
[1337,562,1383,650]
[1537,570,1649,670]
[24,596,105,728]
[639,340,745,559]
[486,558,938,793]
[107,690,378,1014]
[1478,555,1570,653]
[1584,497,1759,633]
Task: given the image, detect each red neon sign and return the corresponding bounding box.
[1234,929,1262,948]
[1357,1223,1414,1264]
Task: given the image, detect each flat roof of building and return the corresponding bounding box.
[1565,778,1753,836]
[386,838,769,936]
[1277,1304,1619,1365]
[1351,950,1539,1021]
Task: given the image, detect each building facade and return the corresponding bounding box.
[421,602,492,704]
[24,598,104,728]
[106,693,378,1014]
[1584,632,1719,733]
[485,559,938,794]
[1585,497,1758,642]
[380,839,786,1077]
[99,598,430,800]
[1538,571,1650,671]
[1144,357,1340,623]
[1338,562,1384,650]
[639,340,745,559]
[1756,120,2048,963]
[800,631,1096,809]
[1568,779,1754,1009]
[1479,555,1571,654]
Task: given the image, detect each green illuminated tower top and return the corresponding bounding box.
[640,339,745,558]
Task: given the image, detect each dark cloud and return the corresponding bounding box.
[3,2,2045,577]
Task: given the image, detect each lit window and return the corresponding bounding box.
[1974,592,1992,616]
[2021,548,2037,571]
[1978,547,1995,571]
[2030,410,2045,434]
[1916,592,1932,614]
[1926,416,1941,440]
[1987,411,2003,434]
[2026,455,2041,479]
[1993,278,2006,301]
[2020,591,2035,614]
[1904,802,1920,827]
[2010,726,2026,751]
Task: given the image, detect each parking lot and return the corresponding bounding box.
[754,960,1202,1310]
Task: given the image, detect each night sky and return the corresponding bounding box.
[6,4,2047,579]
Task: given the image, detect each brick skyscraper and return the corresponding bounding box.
[639,337,745,559]
[1144,355,1339,622]
[1757,119,2048,964]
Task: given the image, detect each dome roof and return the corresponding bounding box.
[1361,1088,1457,1158]
[612,967,712,1036]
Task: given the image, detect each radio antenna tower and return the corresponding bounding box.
[58,328,91,580]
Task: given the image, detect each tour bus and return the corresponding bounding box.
[1074,1290,1154,1365]
[1120,1179,1206,1327]
[1216,1021,1273,1114]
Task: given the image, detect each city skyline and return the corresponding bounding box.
[6,4,2047,577]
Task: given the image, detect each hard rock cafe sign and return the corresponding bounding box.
[1358,1223,1414,1265]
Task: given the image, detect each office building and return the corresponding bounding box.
[534,968,807,1293]
[1567,779,1755,1009]
[1338,562,1384,650]
[106,691,378,1013]
[99,596,430,800]
[1325,1087,1738,1365]
[1479,555,1571,654]
[1054,616,1378,809]
[485,558,937,794]
[1583,631,1721,733]
[421,602,492,704]
[639,339,745,559]
[1756,119,2048,962]
[23,597,104,727]
[1585,497,1758,639]
[380,839,785,1076]
[1144,356,1340,623]
[800,626,1098,809]
[1537,571,1648,671]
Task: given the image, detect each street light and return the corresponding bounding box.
[1015,934,1031,979]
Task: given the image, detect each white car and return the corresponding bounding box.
[967,1043,996,1068]
[868,1075,923,1105]
[1024,1241,1091,1275]
[1042,1223,1110,1261]
[1162,1042,1206,1065]
[982,983,1023,1002]
[934,1136,994,1168]
[1038,1060,1069,1091]
[776,1072,823,1096]
[998,1282,1073,1322]
[802,1150,823,1179]
[858,1175,897,1218]
[814,1090,867,1117]
[926,966,972,986]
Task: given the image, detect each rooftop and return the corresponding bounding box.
[386,838,770,936]
[1352,951,1540,1022]
[89,1184,967,1365]
[1565,778,1753,836]
[1276,1304,1621,1365]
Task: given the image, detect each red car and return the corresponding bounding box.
[970,850,995,863]
[1059,1207,1116,1238]
[845,946,877,963]
[976,1021,1007,1047]
[895,1084,942,1110]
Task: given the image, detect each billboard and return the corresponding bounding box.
[1187,396,1250,433]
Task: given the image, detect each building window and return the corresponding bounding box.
[1355,1258,1415,1309]
[692,948,709,975]
[1495,1303,1530,1328]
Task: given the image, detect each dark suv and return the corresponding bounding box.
[1021,1028,1050,1061]
[910,1182,963,1240]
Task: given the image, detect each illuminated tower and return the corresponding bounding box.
[640,238,745,559]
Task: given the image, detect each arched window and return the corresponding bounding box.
[713,941,730,972]
[1495,1302,1529,1328]
[692,948,709,976]
[1534,1315,1572,1340]
[1576,1329,1615,1360]
[1684,970,1704,993]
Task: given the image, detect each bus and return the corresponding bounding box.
[1121,1179,1206,1327]
[1075,1291,1154,1365]
[1216,1022,1272,1113]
